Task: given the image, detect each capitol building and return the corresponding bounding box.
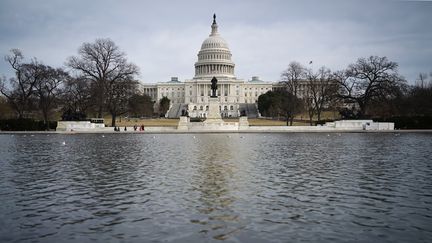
[142,15,280,118]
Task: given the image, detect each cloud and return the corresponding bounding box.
[0,0,431,84]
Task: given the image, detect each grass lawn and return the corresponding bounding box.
[294,111,341,121]
[247,119,310,126]
[112,118,179,127]
[105,110,340,127]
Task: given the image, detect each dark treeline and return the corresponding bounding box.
[0,38,159,130]
[258,56,432,128]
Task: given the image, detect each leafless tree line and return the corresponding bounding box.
[0,38,152,128]
[0,49,68,127]
[280,56,411,124]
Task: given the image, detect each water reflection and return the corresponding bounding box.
[191,135,244,240]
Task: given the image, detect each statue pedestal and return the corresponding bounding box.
[239,116,249,130]
[204,97,224,124]
[177,116,189,130]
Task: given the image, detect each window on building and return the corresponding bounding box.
[230,105,233,110]
[193,106,197,110]
[199,106,203,110]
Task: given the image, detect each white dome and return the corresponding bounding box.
[194,14,235,79]
[200,36,230,50]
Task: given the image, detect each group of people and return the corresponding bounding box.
[134,125,145,131]
[113,126,125,132]
[113,125,145,132]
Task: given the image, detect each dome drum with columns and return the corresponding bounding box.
[142,14,276,118]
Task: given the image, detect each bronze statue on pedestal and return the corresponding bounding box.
[211,76,218,97]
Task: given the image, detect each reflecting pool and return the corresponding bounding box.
[0,133,431,242]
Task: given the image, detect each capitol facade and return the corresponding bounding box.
[142,15,280,118]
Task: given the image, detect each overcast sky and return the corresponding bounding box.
[0,0,431,84]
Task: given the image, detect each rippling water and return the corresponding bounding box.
[0,133,431,242]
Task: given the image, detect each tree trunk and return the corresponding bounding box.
[111,113,116,127]
[317,111,321,123]
[43,110,49,130]
[289,117,294,126]
[358,102,366,118]
[309,111,314,126]
[98,105,103,118]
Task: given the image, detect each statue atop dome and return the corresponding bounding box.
[210,14,218,36]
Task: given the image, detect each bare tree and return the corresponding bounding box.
[106,78,138,126]
[303,85,316,125]
[281,61,306,124]
[67,38,139,119]
[0,49,43,119]
[416,73,428,88]
[335,56,406,118]
[62,76,93,120]
[281,61,306,97]
[34,65,69,129]
[305,66,338,123]
[0,95,14,119]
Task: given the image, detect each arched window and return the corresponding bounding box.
[200,106,203,110]
[193,106,197,110]
[230,105,233,110]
